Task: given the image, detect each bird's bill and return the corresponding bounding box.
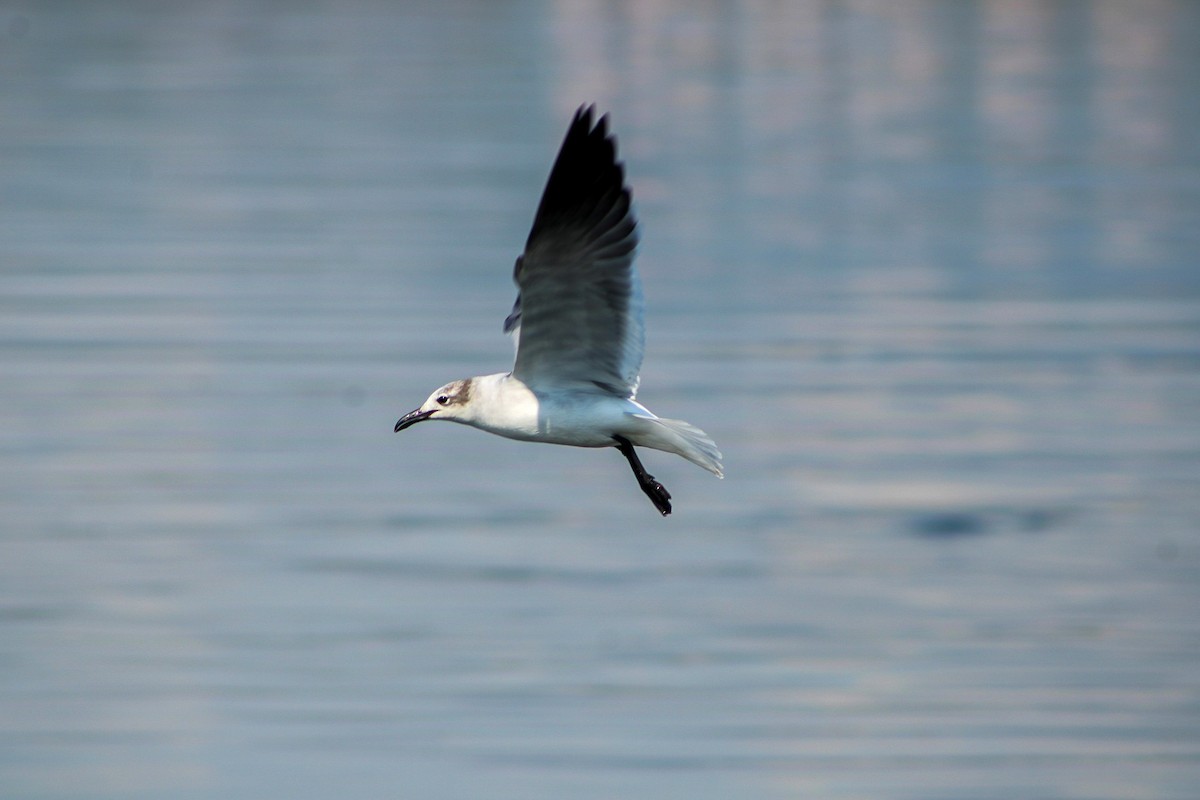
[394,408,436,432]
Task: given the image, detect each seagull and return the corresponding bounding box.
[394,106,722,516]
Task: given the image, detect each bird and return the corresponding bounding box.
[394,106,722,516]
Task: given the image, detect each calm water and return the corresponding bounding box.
[2,2,1198,798]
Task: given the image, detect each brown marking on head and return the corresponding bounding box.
[435,378,472,408]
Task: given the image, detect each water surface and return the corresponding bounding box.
[2,2,1198,798]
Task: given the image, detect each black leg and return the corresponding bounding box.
[613,435,672,516]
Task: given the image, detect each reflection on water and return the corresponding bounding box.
[2,1,1198,798]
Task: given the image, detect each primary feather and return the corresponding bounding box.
[508,106,644,398]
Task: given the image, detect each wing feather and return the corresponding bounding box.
[508,106,643,396]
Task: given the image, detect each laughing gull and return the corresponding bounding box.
[395,106,722,515]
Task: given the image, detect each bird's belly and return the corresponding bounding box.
[478,391,632,448]
[539,393,639,447]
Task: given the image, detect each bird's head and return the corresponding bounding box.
[394,378,474,432]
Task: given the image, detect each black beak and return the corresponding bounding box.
[394,408,435,432]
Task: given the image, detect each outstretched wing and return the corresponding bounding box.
[506,106,643,397]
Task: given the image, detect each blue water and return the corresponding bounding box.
[2,2,1198,798]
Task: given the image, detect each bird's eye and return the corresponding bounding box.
[436,395,450,406]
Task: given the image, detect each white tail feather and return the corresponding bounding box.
[630,415,724,477]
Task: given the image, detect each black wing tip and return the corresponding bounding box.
[563,104,616,165]
[528,105,629,243]
[571,103,600,129]
[574,104,615,138]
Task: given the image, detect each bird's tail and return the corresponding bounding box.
[630,415,724,478]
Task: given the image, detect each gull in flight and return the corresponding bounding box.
[395,106,722,515]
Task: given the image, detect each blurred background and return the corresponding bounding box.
[1,1,1198,798]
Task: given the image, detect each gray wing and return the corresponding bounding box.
[507,106,643,397]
